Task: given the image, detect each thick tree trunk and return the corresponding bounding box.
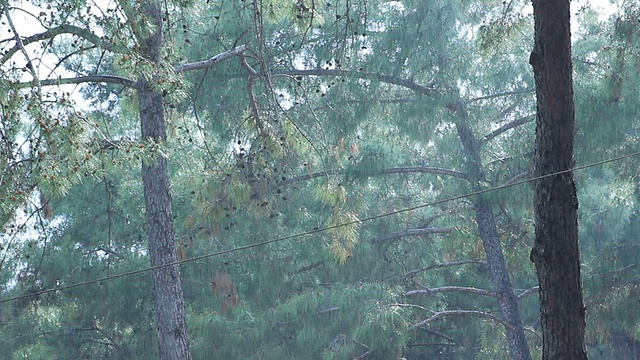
[138,1,192,359]
[529,1,587,359]
[453,105,532,360]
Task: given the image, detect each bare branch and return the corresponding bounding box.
[517,286,539,300]
[317,307,340,316]
[369,227,452,244]
[175,45,247,72]
[484,115,535,141]
[408,310,511,331]
[403,286,500,299]
[397,260,486,281]
[12,75,138,89]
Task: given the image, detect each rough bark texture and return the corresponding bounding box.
[453,103,532,360]
[529,1,587,359]
[139,1,192,359]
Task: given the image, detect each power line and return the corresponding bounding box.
[1,150,639,305]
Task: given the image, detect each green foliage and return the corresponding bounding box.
[2,0,640,358]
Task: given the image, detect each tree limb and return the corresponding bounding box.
[517,286,539,300]
[403,286,500,299]
[175,45,247,72]
[12,75,139,89]
[317,306,340,315]
[484,115,535,141]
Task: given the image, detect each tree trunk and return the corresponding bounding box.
[453,103,532,360]
[529,1,587,359]
[138,1,192,359]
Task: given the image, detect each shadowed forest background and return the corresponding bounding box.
[0,0,639,358]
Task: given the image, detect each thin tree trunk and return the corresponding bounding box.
[140,86,191,359]
[138,1,192,358]
[529,1,587,359]
[452,102,532,360]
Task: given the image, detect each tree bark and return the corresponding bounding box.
[529,1,587,359]
[453,103,532,360]
[138,1,191,359]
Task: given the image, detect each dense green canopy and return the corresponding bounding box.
[0,0,638,358]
